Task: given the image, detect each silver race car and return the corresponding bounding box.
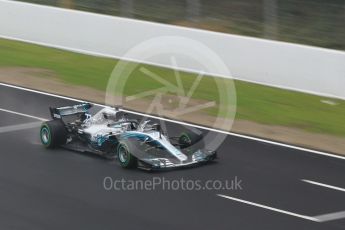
[39,103,217,170]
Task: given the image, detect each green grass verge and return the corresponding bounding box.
[1,38,344,136]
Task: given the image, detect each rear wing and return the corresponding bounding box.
[49,103,92,119]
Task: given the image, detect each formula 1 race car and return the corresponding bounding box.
[39,103,217,170]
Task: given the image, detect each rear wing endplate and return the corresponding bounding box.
[49,103,92,119]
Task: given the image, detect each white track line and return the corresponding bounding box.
[0,107,47,121]
[217,194,320,222]
[302,179,345,193]
[314,211,345,222]
[1,82,345,161]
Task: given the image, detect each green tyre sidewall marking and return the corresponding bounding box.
[180,132,191,145]
[40,124,51,147]
[117,143,132,167]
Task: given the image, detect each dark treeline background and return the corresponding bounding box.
[16,0,345,50]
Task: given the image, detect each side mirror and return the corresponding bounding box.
[153,124,161,132]
[152,124,162,138]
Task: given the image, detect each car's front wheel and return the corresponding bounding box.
[117,143,137,168]
[178,131,202,148]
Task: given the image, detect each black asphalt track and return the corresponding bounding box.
[0,84,344,230]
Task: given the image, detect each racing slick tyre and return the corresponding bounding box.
[117,142,137,169]
[40,120,67,148]
[178,131,202,148]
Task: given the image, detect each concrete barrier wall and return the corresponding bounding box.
[0,0,344,99]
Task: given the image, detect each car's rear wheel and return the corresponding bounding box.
[40,120,67,148]
[117,143,137,168]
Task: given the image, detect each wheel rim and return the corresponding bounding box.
[41,127,50,144]
[118,146,128,163]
